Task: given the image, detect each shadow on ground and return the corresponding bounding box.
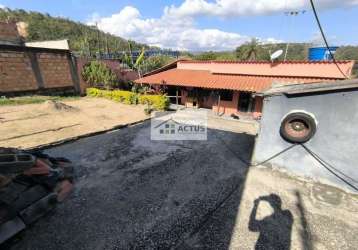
[4,120,254,250]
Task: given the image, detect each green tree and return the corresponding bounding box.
[141,55,175,74]
[81,61,117,89]
[0,8,147,54]
[193,51,218,60]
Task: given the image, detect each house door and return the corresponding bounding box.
[167,87,181,104]
[238,92,254,112]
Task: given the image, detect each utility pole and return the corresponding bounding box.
[96,22,100,55]
[105,36,108,54]
[283,10,306,61]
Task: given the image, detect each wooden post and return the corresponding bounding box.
[176,89,179,106]
[217,94,221,115]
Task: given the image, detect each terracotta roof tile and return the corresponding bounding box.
[177,60,355,79]
[135,69,334,92]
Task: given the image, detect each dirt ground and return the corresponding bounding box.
[0,97,149,149]
[5,112,357,250]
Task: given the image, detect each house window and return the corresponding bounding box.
[238,92,255,112]
[219,90,233,101]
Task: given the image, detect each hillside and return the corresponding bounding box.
[191,43,358,61]
[0,8,147,54]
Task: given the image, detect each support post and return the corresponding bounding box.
[217,94,221,115]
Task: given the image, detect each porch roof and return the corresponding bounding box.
[135,68,337,92]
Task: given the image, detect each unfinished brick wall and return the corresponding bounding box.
[0,50,38,92]
[0,22,22,45]
[37,53,73,88]
[0,48,77,94]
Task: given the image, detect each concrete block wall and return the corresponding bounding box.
[0,50,38,92]
[37,53,73,88]
[0,47,78,95]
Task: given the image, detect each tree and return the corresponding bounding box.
[141,55,175,74]
[193,51,218,60]
[81,61,117,89]
[123,42,146,77]
[0,8,147,54]
[236,38,265,61]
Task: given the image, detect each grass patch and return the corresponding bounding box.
[0,95,80,106]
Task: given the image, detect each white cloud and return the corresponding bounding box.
[0,4,5,9]
[88,6,281,51]
[165,0,358,18]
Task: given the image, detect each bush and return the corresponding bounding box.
[138,94,169,110]
[86,88,136,104]
[82,61,117,89]
[86,88,169,110]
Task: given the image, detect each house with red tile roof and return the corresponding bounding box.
[135,60,355,118]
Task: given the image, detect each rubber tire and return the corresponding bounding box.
[280,112,317,143]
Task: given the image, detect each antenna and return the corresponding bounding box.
[270,50,283,61]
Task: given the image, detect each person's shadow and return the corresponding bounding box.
[248,194,293,250]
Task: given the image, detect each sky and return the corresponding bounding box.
[1,0,358,51]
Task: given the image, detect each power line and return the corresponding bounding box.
[300,144,358,192]
[309,0,349,79]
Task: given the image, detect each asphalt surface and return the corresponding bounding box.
[7,120,255,250]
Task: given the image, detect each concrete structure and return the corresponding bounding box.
[253,79,358,193]
[0,44,80,95]
[136,60,355,118]
[0,22,138,95]
[25,39,70,50]
[7,116,358,250]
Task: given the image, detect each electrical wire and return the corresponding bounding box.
[309,0,349,79]
[300,144,358,191]
[174,132,357,248]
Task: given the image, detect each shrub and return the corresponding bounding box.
[111,90,136,104]
[86,88,168,110]
[82,61,117,89]
[138,95,169,110]
[86,88,136,104]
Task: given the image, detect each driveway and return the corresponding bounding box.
[8,115,256,250]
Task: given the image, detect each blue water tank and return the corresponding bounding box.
[309,46,339,61]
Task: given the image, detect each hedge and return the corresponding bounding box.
[86,88,169,110]
[138,95,169,111]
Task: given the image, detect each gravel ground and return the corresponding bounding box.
[0,97,149,149]
[7,119,255,250]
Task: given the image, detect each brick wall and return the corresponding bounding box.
[0,22,22,45]
[0,45,138,95]
[0,47,77,95]
[37,53,73,88]
[0,50,38,92]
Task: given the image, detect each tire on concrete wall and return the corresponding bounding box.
[280,111,317,143]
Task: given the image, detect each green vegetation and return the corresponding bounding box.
[191,42,358,61]
[0,8,146,54]
[141,55,176,74]
[81,61,117,89]
[86,88,169,110]
[138,94,170,111]
[0,95,79,106]
[122,44,146,76]
[86,88,136,104]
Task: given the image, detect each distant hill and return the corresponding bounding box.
[190,43,358,62]
[0,8,148,55]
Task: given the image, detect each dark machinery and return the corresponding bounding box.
[0,148,74,244]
